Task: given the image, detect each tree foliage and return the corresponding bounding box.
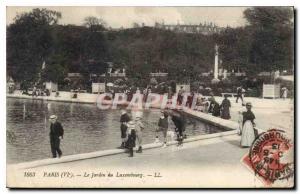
[7,7,294,87]
[107,27,215,83]
[245,7,294,72]
[7,8,61,82]
[7,9,109,84]
[83,16,107,32]
[217,7,294,75]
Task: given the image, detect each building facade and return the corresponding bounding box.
[154,22,224,35]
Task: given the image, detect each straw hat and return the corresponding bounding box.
[246,102,252,107]
[49,115,57,120]
[121,110,127,115]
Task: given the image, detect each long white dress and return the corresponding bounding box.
[241,120,255,147]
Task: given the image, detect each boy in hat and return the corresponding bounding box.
[119,109,130,148]
[156,110,169,147]
[49,115,64,158]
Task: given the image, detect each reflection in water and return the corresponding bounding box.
[7,98,226,164]
[23,104,25,121]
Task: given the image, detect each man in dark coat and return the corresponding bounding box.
[236,86,244,103]
[177,86,185,105]
[49,115,64,158]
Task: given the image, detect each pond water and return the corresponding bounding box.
[7,98,226,164]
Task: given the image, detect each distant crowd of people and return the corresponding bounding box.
[22,86,51,97]
[175,86,232,120]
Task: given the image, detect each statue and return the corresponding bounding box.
[212,44,220,84]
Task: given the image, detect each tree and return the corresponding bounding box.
[132,22,140,28]
[244,7,294,72]
[14,8,61,25]
[41,63,65,83]
[83,16,107,32]
[216,27,252,73]
[7,8,62,82]
[216,7,294,76]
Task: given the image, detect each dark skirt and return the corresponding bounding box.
[221,108,231,119]
[126,131,136,148]
[120,124,127,138]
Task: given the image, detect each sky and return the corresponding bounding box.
[6,7,248,28]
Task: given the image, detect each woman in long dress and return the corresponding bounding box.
[220,95,231,119]
[241,102,256,148]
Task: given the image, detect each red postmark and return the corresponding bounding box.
[242,129,294,185]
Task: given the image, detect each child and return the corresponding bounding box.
[126,120,136,157]
[119,110,130,149]
[135,115,144,153]
[170,110,184,146]
[156,110,169,147]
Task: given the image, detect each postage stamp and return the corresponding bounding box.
[242,129,294,186]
